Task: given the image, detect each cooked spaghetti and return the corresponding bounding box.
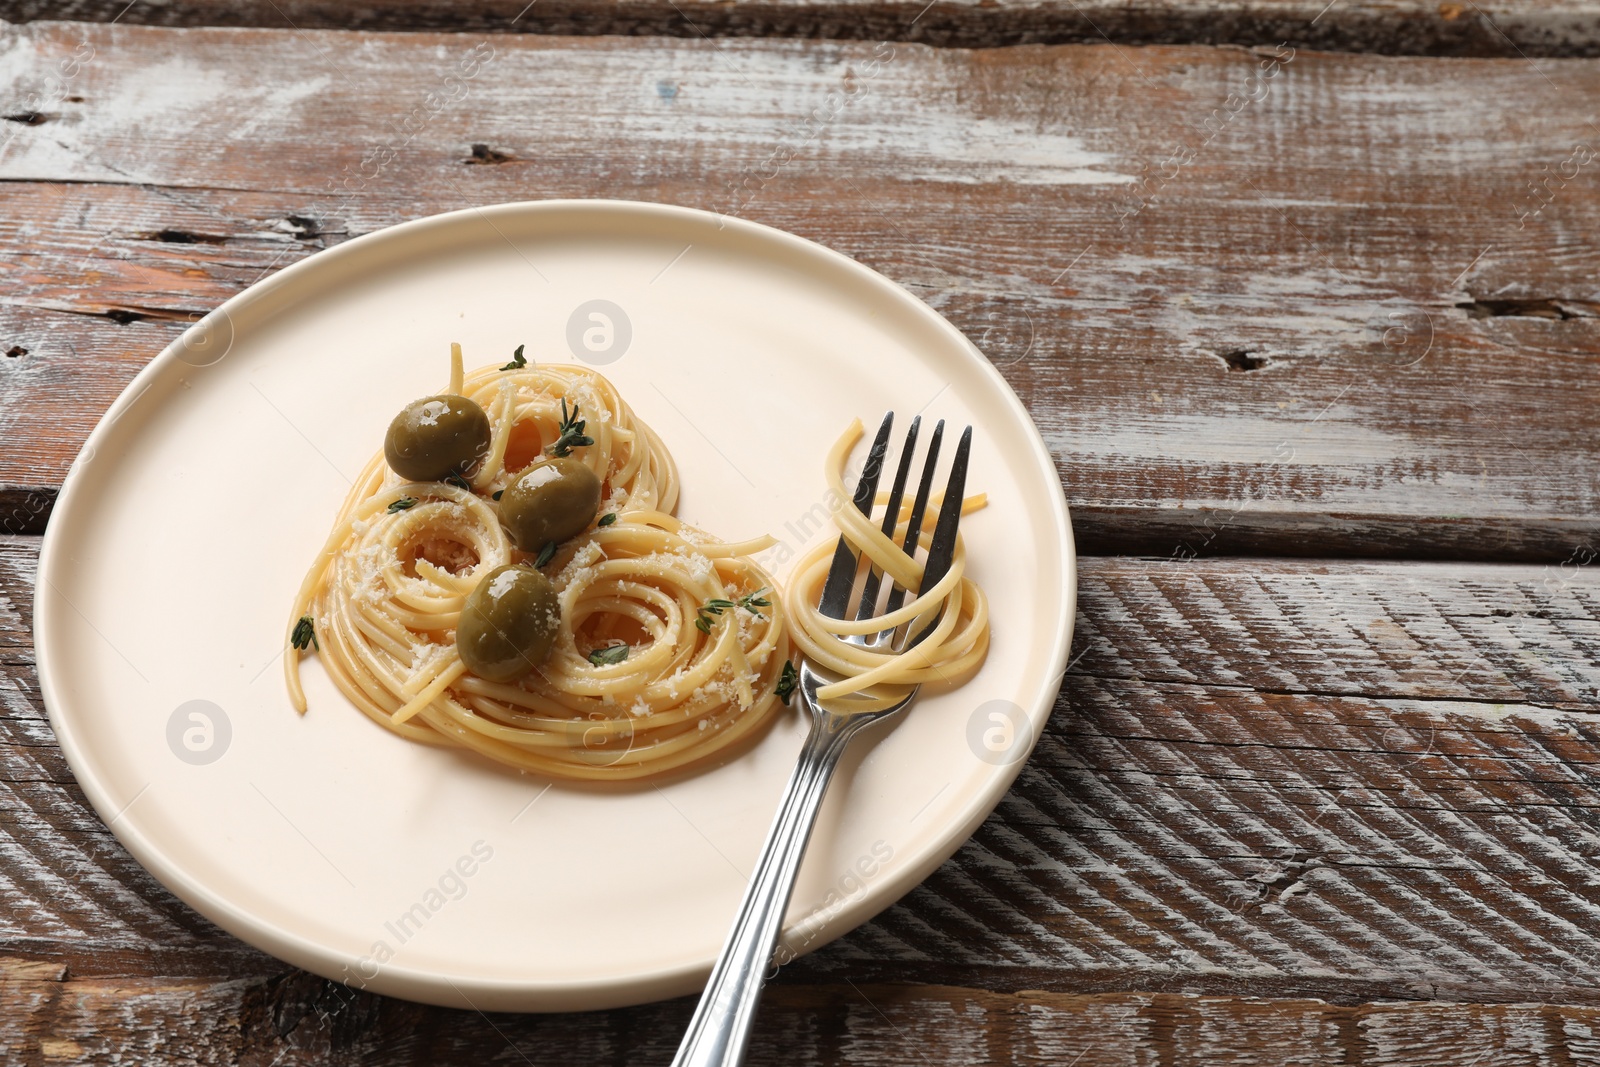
[459,356,678,512]
[783,419,990,713]
[285,350,789,780]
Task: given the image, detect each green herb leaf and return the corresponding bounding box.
[695,596,739,634]
[587,643,630,666]
[547,398,594,457]
[291,615,319,652]
[387,497,417,513]
[444,472,472,491]
[535,541,557,568]
[737,587,770,615]
[597,512,617,527]
[776,660,798,703]
[500,344,528,371]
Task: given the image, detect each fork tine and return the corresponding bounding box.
[852,416,920,623]
[818,412,894,620]
[907,425,971,648]
[882,419,943,620]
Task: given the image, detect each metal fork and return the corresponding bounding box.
[670,412,972,1067]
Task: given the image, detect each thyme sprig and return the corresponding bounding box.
[695,598,736,634]
[695,586,770,633]
[588,643,629,666]
[500,344,528,371]
[776,660,798,703]
[547,398,594,457]
[291,615,318,652]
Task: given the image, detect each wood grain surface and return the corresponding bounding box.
[9,963,1600,1066]
[2,20,1599,559]
[4,0,1600,56]
[4,6,1598,1063]
[6,535,1600,1060]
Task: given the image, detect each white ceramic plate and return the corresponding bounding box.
[35,200,1075,1011]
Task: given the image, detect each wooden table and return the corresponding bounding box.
[3,2,1599,1062]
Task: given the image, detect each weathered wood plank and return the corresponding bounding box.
[6,964,1600,1067]
[6,535,1600,1007]
[2,23,1597,557]
[802,558,1600,1005]
[3,0,1600,57]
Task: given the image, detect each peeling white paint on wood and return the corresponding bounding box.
[0,9,1598,1058]
[1,22,1596,556]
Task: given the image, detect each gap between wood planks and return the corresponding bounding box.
[2,19,1596,1046]
[5,962,1600,1066]
[4,540,1600,1011]
[2,0,1600,57]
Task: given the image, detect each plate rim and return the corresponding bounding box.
[33,197,1077,1011]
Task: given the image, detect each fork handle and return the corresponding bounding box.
[671,713,861,1067]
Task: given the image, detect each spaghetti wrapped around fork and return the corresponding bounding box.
[782,418,990,713]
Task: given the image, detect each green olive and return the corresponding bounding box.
[497,457,602,553]
[456,564,562,683]
[384,395,491,483]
